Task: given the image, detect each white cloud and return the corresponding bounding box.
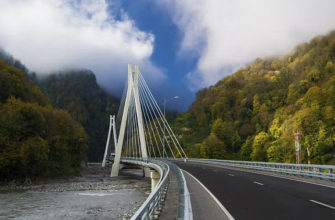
[0,0,165,94]
[157,0,335,90]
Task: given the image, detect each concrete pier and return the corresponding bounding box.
[150,170,160,191]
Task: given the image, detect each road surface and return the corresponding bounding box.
[175,161,335,220]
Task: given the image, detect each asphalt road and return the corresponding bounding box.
[175,162,335,220]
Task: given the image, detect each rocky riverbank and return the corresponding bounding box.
[0,165,151,220]
[1,165,150,191]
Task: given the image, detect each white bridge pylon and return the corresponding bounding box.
[108,64,187,177]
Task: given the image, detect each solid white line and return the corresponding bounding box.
[179,168,194,220]
[228,174,234,176]
[182,169,235,220]
[253,181,264,186]
[310,200,335,210]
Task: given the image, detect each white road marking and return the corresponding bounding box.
[228,174,235,177]
[182,169,235,220]
[310,200,335,210]
[253,181,264,186]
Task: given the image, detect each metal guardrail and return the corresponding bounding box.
[172,158,335,181]
[119,157,193,220]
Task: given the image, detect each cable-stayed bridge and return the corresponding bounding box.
[101,65,335,220]
[102,64,187,174]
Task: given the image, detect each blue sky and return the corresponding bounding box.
[1,0,335,112]
[113,0,197,111]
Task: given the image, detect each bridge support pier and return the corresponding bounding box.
[144,167,151,178]
[111,163,120,177]
[151,170,160,192]
[111,163,126,177]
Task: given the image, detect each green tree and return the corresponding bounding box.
[201,134,226,159]
[240,136,253,160]
[307,69,322,83]
[20,136,49,177]
[266,143,283,162]
[251,132,270,161]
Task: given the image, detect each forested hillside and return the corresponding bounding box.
[0,58,88,181]
[0,49,28,75]
[37,72,119,162]
[176,31,335,164]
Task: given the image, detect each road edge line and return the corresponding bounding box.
[179,168,193,220]
[182,169,235,220]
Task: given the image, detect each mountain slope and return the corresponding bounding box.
[37,71,119,162]
[176,31,335,164]
[0,58,87,181]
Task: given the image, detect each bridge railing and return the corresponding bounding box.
[120,157,193,220]
[120,158,169,220]
[171,158,335,181]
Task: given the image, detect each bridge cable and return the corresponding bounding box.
[138,72,187,158]
[138,77,175,158]
[139,83,161,158]
[138,75,176,158]
[138,79,168,157]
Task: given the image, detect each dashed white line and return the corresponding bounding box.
[310,200,335,210]
[194,162,335,189]
[228,174,235,177]
[182,169,235,220]
[253,181,264,186]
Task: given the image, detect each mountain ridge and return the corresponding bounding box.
[37,70,119,162]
